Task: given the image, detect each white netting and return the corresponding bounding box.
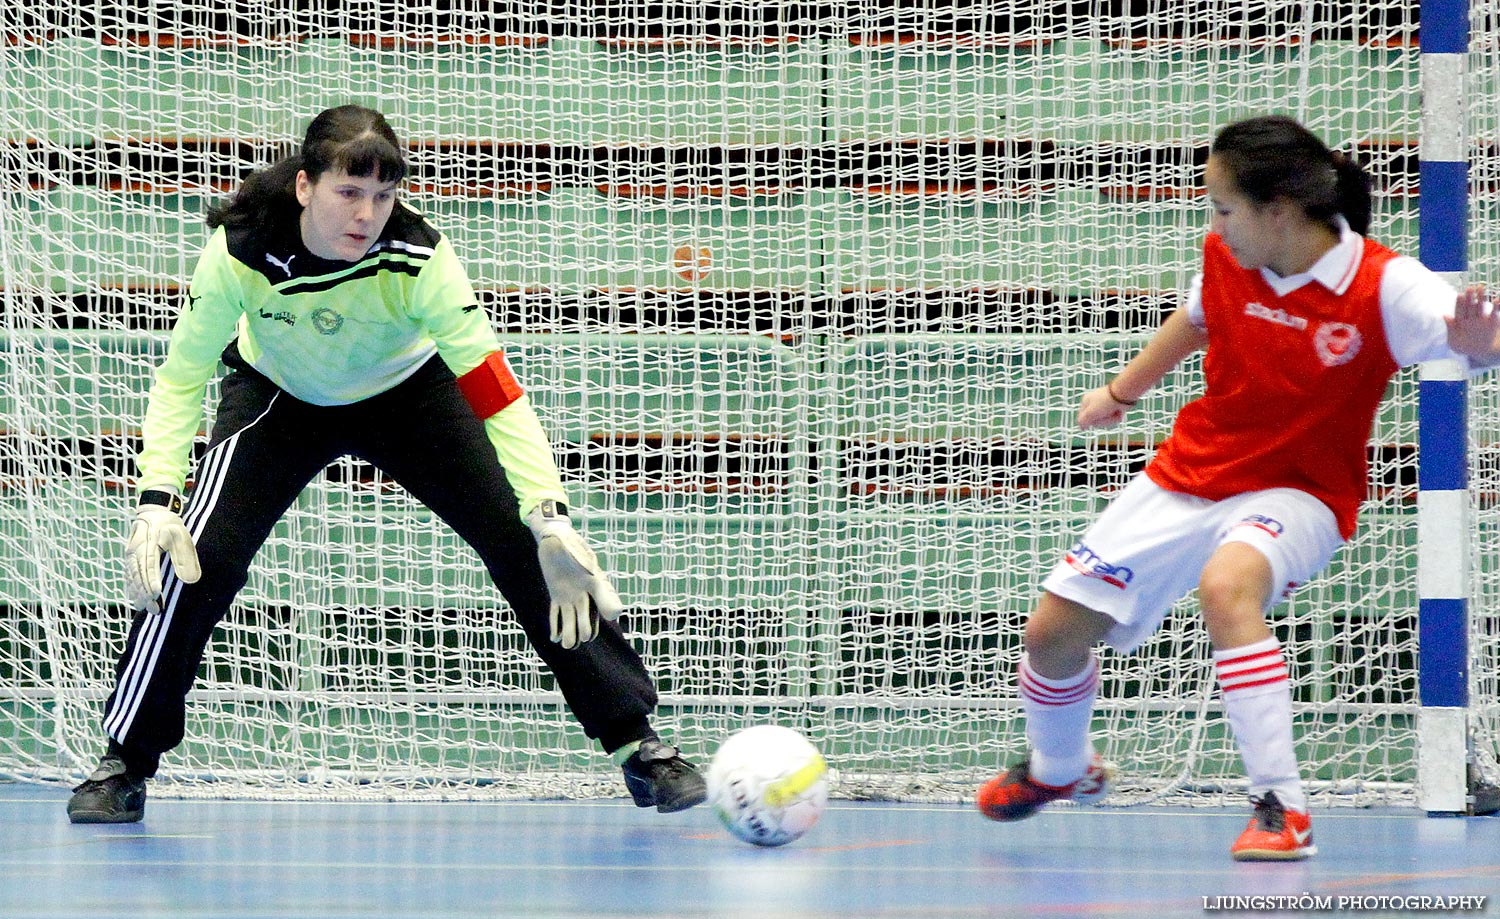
[0,0,1491,805]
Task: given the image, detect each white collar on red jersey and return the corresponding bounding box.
[1258,216,1362,297]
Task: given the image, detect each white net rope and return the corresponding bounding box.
[0,0,1488,805]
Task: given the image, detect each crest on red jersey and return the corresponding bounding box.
[1314,322,1361,367]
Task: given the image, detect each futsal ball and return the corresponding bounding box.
[707,725,829,847]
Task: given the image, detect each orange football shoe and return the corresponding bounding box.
[977,753,1113,822]
[1231,791,1315,861]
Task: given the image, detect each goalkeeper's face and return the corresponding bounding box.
[295,167,400,261]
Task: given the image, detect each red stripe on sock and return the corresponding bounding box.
[1019,666,1098,707]
[1216,648,1282,671]
[1217,661,1286,682]
[1219,672,1289,694]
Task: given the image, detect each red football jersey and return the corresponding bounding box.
[1145,233,1401,539]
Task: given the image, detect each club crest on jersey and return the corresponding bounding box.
[1064,541,1133,589]
[1314,322,1361,367]
[311,307,345,335]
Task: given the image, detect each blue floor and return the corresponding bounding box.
[2,782,1496,919]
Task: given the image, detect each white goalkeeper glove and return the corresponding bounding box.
[124,491,202,614]
[525,501,623,649]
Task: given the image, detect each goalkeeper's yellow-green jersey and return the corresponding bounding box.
[138,199,567,516]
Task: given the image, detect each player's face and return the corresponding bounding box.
[1204,156,1282,272]
[295,167,399,261]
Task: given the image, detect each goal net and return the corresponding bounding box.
[2,0,1496,805]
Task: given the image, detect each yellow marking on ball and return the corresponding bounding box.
[764,753,827,807]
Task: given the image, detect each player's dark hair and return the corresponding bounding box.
[207,105,407,229]
[1210,115,1372,236]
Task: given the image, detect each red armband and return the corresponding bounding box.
[457,351,525,419]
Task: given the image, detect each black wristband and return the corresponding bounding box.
[138,490,184,514]
[536,499,569,519]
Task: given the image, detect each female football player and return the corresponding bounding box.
[977,114,1500,860]
[67,105,705,823]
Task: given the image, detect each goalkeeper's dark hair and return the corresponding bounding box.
[1210,115,1372,236]
[207,105,407,229]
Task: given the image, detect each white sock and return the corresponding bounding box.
[1215,637,1306,812]
[1019,652,1100,786]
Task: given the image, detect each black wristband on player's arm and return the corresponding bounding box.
[535,499,569,520]
[138,490,184,515]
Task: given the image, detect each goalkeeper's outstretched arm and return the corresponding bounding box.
[1078,307,1209,430]
[409,234,569,516]
[413,237,622,648]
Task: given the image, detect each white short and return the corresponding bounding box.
[1041,474,1345,653]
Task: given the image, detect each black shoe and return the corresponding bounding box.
[67,756,146,824]
[621,740,707,813]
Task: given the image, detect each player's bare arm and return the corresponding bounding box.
[1078,308,1209,430]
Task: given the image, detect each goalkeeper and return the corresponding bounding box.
[976,115,1500,860]
[67,105,706,823]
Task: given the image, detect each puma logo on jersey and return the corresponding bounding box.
[265,252,297,277]
[1244,302,1308,330]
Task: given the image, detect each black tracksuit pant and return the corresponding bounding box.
[103,344,657,777]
